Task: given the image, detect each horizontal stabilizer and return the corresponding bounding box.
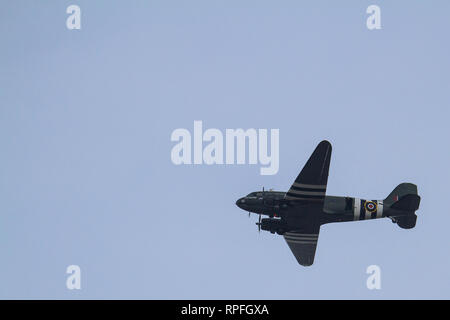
[396,214,417,229]
[391,194,421,212]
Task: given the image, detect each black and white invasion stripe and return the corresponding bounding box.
[283,232,319,244]
[285,182,326,201]
[353,198,384,221]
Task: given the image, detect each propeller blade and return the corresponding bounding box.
[258,214,261,232]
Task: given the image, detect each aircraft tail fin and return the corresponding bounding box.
[385,184,421,229]
[385,183,418,205]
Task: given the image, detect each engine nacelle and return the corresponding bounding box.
[260,218,288,234]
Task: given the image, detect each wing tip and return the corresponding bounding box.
[319,140,332,149]
[297,258,315,267]
[299,262,314,267]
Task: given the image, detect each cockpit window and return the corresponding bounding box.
[246,192,261,199]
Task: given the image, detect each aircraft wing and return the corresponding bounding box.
[283,225,321,266]
[284,140,332,201]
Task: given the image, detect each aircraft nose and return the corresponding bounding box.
[236,198,247,210]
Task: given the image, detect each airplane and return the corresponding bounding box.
[235,140,421,266]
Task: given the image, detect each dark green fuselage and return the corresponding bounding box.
[236,191,407,233]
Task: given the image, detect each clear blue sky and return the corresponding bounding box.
[1,1,449,299]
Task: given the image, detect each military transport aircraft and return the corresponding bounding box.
[235,140,421,266]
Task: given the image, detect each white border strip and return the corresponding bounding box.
[354,198,360,221]
[377,200,383,218]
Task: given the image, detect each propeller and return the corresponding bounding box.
[255,186,266,232]
[256,214,262,232]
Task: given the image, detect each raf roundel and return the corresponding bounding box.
[365,201,377,213]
